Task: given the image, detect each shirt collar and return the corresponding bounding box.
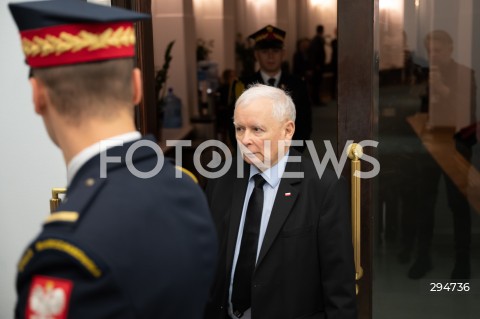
[260,70,281,87]
[66,131,142,185]
[249,150,290,188]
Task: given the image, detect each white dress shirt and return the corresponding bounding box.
[228,152,289,319]
[260,70,281,88]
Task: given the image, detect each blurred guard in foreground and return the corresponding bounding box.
[8,1,217,318]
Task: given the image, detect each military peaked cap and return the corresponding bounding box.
[249,24,286,49]
[9,0,150,68]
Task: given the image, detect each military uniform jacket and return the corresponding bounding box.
[242,71,313,146]
[15,136,217,319]
[204,149,357,319]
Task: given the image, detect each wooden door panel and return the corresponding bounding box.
[338,1,376,318]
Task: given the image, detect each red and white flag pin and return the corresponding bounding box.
[284,192,292,197]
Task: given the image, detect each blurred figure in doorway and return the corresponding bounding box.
[293,37,311,81]
[308,25,326,106]
[400,30,477,280]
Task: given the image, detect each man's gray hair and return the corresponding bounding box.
[235,83,296,122]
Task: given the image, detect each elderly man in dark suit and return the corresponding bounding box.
[9,1,217,318]
[205,84,357,319]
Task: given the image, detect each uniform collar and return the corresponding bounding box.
[67,131,141,185]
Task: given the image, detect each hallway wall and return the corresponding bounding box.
[0,1,66,317]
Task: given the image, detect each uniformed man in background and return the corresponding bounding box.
[8,1,217,318]
[229,25,312,153]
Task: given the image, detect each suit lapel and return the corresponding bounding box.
[278,73,290,91]
[225,162,249,273]
[255,72,265,85]
[255,154,303,268]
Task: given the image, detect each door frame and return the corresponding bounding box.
[338,0,377,318]
[112,0,157,138]
[116,0,378,318]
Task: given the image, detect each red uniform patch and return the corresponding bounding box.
[26,276,73,319]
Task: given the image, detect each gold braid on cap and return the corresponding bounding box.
[21,26,135,58]
[254,32,284,42]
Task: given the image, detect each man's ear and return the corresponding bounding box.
[132,68,143,105]
[284,120,295,139]
[254,50,260,61]
[30,77,47,115]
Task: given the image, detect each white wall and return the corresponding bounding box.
[236,0,276,38]
[152,0,198,118]
[194,0,235,73]
[277,0,297,70]
[296,0,337,64]
[0,1,66,317]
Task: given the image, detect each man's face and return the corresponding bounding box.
[255,48,284,75]
[426,40,452,66]
[234,98,294,170]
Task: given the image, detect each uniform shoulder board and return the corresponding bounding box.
[229,79,246,104]
[175,166,198,184]
[18,237,103,278]
[44,211,79,224]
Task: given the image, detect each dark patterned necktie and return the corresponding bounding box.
[267,78,276,87]
[232,174,266,317]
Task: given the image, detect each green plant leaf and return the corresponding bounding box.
[155,40,175,104]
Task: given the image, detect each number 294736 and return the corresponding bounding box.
[429,282,470,293]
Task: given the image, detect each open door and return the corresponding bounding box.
[112,0,157,138]
[113,0,377,318]
[340,1,480,318]
[110,1,480,319]
[337,1,376,318]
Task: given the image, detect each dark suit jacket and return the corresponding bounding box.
[242,72,313,150]
[204,149,357,319]
[15,136,217,319]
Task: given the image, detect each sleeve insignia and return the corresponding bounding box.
[232,80,245,102]
[27,275,73,319]
[18,249,34,272]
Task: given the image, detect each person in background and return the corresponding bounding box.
[204,84,357,319]
[308,24,327,106]
[239,25,312,153]
[329,28,338,99]
[8,1,217,318]
[217,69,237,144]
[293,38,311,80]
